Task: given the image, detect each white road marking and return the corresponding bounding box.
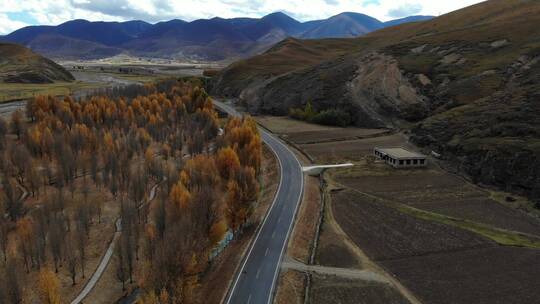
[215,101,305,304]
[256,268,261,279]
[265,248,269,256]
[272,231,276,239]
[220,102,286,304]
[266,131,305,304]
[247,294,252,304]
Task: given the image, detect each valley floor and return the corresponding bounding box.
[258,116,540,304]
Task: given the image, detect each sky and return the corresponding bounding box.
[0,0,485,34]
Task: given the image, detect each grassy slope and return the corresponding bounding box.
[0,42,74,83]
[214,0,540,96]
[212,37,362,95]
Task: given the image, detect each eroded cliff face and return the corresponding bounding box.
[409,53,540,201]
[347,52,429,125]
[229,51,429,128]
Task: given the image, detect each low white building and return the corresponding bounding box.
[374,147,427,168]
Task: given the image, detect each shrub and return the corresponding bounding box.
[289,102,352,127]
[311,109,352,127]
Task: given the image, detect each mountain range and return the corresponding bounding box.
[0,12,432,61]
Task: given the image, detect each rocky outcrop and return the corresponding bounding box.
[221,51,429,128]
[347,52,429,123]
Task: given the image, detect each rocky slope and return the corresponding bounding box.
[0,43,74,83]
[211,0,540,201]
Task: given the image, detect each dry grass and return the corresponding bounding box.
[309,274,409,304]
[315,205,363,269]
[286,175,321,263]
[0,81,106,103]
[218,37,362,91]
[273,270,305,304]
[257,116,340,134]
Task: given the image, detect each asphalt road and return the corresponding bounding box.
[214,100,305,304]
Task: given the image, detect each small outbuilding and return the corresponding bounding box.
[374,147,427,168]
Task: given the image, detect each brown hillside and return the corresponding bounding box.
[211,0,540,201]
[0,42,74,83]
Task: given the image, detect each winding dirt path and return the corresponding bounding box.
[282,257,389,283]
[70,182,160,304]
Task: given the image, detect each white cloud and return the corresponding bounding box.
[0,13,29,34]
[0,0,486,34]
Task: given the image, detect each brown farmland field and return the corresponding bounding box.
[300,133,412,162]
[333,160,540,237]
[331,190,492,261]
[284,128,388,145]
[309,274,410,304]
[316,210,363,269]
[382,246,540,304]
[256,116,387,145]
[256,116,339,134]
[336,170,485,204]
[275,124,540,304]
[413,198,540,237]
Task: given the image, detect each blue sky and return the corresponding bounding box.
[0,0,485,34]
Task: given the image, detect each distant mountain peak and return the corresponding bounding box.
[1,12,433,61]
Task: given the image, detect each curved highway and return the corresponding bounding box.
[214,100,305,304]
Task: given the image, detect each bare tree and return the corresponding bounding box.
[2,178,22,221]
[4,259,23,304]
[76,215,87,278]
[9,144,31,187]
[65,234,78,286]
[10,110,25,140]
[49,215,65,273]
[0,116,7,150]
[116,237,128,292]
[0,218,8,263]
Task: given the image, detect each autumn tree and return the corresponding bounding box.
[226,167,259,233]
[38,268,61,304]
[216,147,240,180]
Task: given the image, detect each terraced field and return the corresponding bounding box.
[382,247,540,304]
[261,115,540,304]
[309,274,409,304]
[332,190,492,261]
